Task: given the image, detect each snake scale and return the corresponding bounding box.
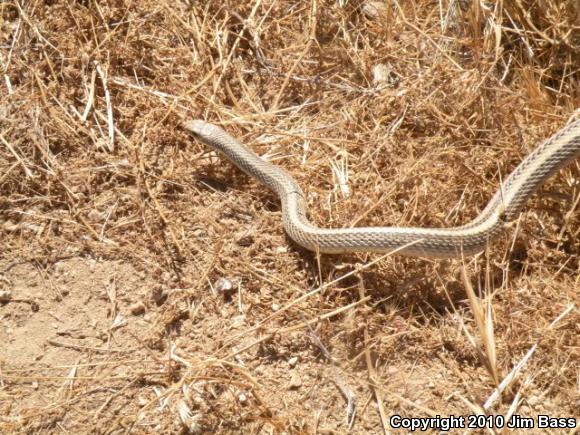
[184,119,580,258]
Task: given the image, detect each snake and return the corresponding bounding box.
[183,119,580,258]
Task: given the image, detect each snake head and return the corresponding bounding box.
[182,119,219,139]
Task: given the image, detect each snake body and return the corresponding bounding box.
[184,119,580,258]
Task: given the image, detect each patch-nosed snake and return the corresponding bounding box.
[183,119,580,258]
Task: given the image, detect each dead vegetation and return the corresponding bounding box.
[0,0,578,433]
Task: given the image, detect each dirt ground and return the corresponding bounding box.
[1,1,579,434]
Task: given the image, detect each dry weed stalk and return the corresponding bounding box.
[461,265,499,387]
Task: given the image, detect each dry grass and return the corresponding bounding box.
[1,0,578,433]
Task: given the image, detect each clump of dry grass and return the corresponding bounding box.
[1,0,578,433]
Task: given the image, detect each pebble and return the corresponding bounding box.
[215,277,233,294]
[151,286,167,305]
[289,371,302,389]
[361,1,387,19]
[129,301,146,315]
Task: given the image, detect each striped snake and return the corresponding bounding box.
[184,119,580,258]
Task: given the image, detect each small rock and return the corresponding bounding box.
[215,278,233,294]
[238,393,248,405]
[289,371,302,389]
[110,313,127,331]
[129,301,146,315]
[272,303,280,311]
[372,63,397,86]
[288,357,299,368]
[362,1,387,19]
[151,286,167,306]
[54,262,67,274]
[137,395,148,406]
[0,290,12,302]
[235,232,254,247]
